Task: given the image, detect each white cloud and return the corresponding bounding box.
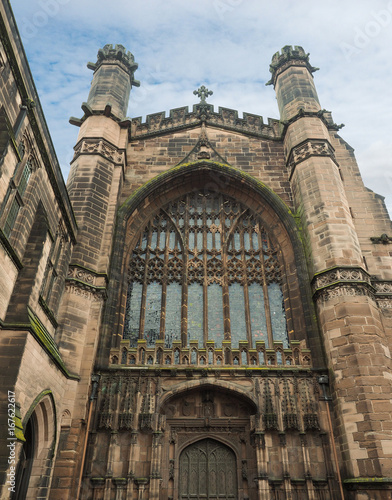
[10,0,392,215]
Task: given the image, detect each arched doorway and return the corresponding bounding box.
[12,415,36,500]
[179,439,237,499]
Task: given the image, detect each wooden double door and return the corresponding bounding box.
[179,438,237,499]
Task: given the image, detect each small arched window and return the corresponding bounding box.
[124,190,288,349]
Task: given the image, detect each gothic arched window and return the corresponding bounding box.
[124,191,288,349]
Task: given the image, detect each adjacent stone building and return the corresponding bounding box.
[0,2,391,499]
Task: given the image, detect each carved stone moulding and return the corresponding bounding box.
[287,138,337,178]
[72,137,125,165]
[312,266,376,303]
[65,265,108,301]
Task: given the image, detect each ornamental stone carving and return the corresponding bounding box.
[65,265,107,301]
[287,138,336,176]
[73,138,124,165]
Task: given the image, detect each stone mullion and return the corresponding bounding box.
[241,227,252,346]
[103,431,118,500]
[277,432,292,498]
[182,198,189,347]
[126,430,139,497]
[202,197,208,346]
[138,226,153,340]
[221,198,231,341]
[149,431,163,499]
[320,432,336,500]
[258,231,274,347]
[103,380,121,500]
[254,429,270,500]
[159,225,170,341]
[299,433,317,500]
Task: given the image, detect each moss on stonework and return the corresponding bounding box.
[14,404,25,442]
[121,159,294,220]
[343,478,392,484]
[28,308,79,380]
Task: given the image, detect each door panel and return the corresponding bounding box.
[179,439,237,499]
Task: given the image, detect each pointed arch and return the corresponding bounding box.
[14,391,57,500]
[100,160,324,366]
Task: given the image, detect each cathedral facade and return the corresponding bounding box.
[1,2,392,499]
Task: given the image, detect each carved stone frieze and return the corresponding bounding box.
[316,284,374,302]
[65,265,108,301]
[64,282,105,301]
[312,266,370,292]
[373,281,392,295]
[73,137,125,164]
[312,266,375,302]
[287,138,336,176]
[377,299,392,309]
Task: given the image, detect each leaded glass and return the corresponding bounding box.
[165,282,182,347]
[188,283,203,346]
[207,284,224,347]
[248,283,268,345]
[124,282,143,347]
[123,190,289,354]
[268,283,289,347]
[229,283,247,347]
[144,282,161,346]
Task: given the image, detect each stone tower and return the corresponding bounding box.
[1,4,392,497]
[50,44,140,499]
[270,45,392,487]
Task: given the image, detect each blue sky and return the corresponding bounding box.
[10,0,392,214]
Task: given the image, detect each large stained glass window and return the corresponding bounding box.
[124,191,289,348]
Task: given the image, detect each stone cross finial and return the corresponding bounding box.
[194,85,213,103]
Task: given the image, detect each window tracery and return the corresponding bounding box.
[124,190,289,349]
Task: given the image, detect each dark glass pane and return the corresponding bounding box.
[144,282,161,346]
[244,232,250,250]
[268,282,289,347]
[165,282,182,347]
[189,231,195,249]
[229,282,247,347]
[159,231,166,249]
[248,282,268,345]
[207,232,213,250]
[188,283,203,346]
[123,282,143,346]
[169,232,176,249]
[207,284,224,347]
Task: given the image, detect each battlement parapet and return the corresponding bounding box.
[130,104,281,139]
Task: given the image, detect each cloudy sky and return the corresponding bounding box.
[10,0,392,215]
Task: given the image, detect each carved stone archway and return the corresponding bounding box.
[160,384,256,500]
